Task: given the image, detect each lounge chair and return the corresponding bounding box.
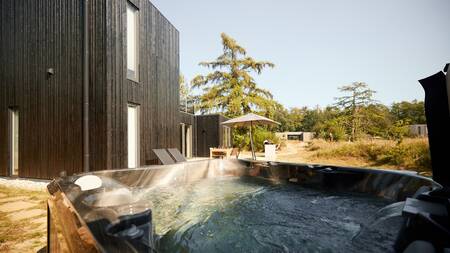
[152,149,176,165]
[167,148,187,163]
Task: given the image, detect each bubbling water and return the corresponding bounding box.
[139,176,402,253]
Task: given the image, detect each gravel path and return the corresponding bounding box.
[0,177,49,192]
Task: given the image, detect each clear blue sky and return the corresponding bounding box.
[151,0,450,108]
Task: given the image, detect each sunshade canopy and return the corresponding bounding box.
[221,113,280,127]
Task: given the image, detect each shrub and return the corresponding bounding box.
[385,120,410,141]
[232,127,279,152]
[313,118,347,141]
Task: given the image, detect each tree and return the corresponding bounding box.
[192,33,275,118]
[179,74,195,113]
[179,74,189,100]
[309,106,346,141]
[390,100,426,125]
[268,101,290,132]
[386,120,410,142]
[363,104,393,138]
[268,103,307,132]
[287,107,306,131]
[301,107,323,132]
[335,82,376,141]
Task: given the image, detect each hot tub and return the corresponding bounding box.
[47,159,448,253]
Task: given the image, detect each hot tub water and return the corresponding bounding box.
[138,176,403,253]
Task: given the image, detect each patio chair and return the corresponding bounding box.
[152,149,176,165]
[167,148,187,163]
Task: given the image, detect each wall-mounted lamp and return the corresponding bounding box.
[47,68,55,76]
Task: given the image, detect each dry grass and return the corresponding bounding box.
[274,138,431,176]
[305,138,431,174]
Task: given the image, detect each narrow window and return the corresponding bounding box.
[128,104,140,168]
[186,125,193,158]
[180,123,186,156]
[223,126,231,148]
[8,108,19,176]
[126,2,139,81]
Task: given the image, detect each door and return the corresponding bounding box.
[9,108,19,176]
[127,104,140,168]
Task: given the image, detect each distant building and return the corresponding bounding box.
[276,132,315,142]
[409,124,428,137]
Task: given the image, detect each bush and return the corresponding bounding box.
[313,117,347,141]
[232,126,279,152]
[377,139,431,172]
[385,120,410,141]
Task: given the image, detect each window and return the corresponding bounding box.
[126,2,139,81]
[180,123,193,158]
[180,123,186,156]
[223,126,231,148]
[9,108,19,176]
[128,104,140,168]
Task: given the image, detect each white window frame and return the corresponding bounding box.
[223,126,231,148]
[126,2,139,82]
[127,104,140,168]
[180,123,186,156]
[9,108,19,176]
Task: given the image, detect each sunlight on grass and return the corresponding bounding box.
[306,138,431,175]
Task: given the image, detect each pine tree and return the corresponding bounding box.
[192,33,275,118]
[335,82,376,141]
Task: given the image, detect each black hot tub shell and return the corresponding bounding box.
[46,159,449,253]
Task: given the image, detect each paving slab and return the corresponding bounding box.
[31,216,47,225]
[0,201,36,212]
[0,196,29,203]
[9,209,46,221]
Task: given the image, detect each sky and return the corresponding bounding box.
[151,0,450,108]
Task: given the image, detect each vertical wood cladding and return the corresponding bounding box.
[88,0,108,173]
[0,0,180,178]
[0,0,83,178]
[179,112,198,156]
[105,0,180,169]
[196,114,230,157]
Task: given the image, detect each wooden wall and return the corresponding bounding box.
[196,114,230,157]
[105,0,180,169]
[88,0,108,172]
[0,0,180,178]
[0,0,84,178]
[180,112,198,157]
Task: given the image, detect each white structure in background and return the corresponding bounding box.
[264,144,277,161]
[180,123,193,158]
[409,124,428,137]
[276,132,315,142]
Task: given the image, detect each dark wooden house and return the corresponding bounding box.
[0,0,179,179]
[179,113,232,158]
